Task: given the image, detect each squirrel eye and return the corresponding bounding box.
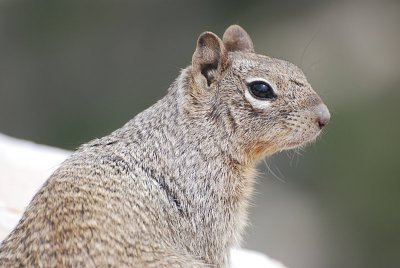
[248,81,276,100]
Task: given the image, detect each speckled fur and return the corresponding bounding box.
[0,25,329,267]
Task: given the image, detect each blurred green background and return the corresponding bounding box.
[1,0,399,267]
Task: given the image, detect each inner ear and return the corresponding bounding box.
[192,31,228,88]
[223,25,254,53]
[200,63,218,86]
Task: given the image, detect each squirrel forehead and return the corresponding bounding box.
[229,52,308,84]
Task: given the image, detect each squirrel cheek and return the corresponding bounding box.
[244,90,272,110]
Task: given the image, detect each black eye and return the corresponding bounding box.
[248,81,276,100]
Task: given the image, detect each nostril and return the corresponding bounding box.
[317,117,329,129]
[315,103,330,129]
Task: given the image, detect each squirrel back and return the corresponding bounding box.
[0,25,330,267]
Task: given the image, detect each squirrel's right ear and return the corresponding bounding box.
[192,31,228,88]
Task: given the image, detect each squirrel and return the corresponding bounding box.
[0,25,330,267]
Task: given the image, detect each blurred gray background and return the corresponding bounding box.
[1,0,399,267]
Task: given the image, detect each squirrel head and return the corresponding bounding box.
[186,25,330,162]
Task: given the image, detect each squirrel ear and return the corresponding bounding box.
[222,25,254,53]
[192,31,228,87]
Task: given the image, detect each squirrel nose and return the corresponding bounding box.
[315,103,330,129]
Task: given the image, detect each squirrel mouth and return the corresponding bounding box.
[282,141,306,150]
[283,130,322,150]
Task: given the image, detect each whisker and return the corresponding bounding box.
[300,28,321,70]
[262,158,287,183]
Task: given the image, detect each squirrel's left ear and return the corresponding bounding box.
[223,25,254,53]
[192,31,228,88]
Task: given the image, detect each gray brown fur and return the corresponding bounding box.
[0,25,330,267]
